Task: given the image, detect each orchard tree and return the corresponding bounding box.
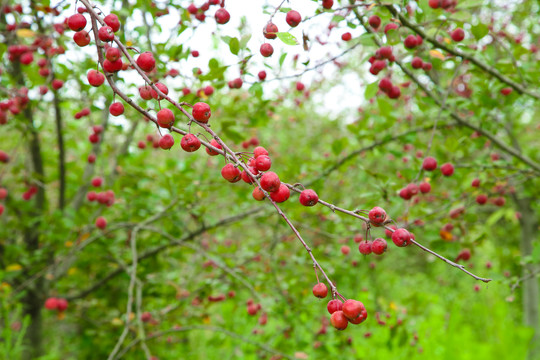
[0,0,539,359]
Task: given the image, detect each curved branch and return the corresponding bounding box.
[384,4,540,100]
[64,207,265,301]
[115,325,295,360]
[353,8,540,174]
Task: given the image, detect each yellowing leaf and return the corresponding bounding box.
[1,282,12,290]
[429,49,445,60]
[65,240,73,247]
[111,318,123,326]
[6,264,22,272]
[439,230,453,241]
[389,301,397,311]
[68,268,77,276]
[16,29,35,38]
[202,315,211,324]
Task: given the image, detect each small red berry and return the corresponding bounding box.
[159,134,175,150]
[368,206,387,225]
[494,196,506,207]
[428,0,440,8]
[341,32,352,41]
[322,0,334,9]
[359,241,372,255]
[260,171,280,192]
[451,28,465,42]
[392,228,412,247]
[136,52,156,72]
[215,8,230,24]
[384,23,399,34]
[255,155,271,171]
[44,297,59,310]
[91,177,103,187]
[260,43,274,57]
[299,189,318,206]
[312,283,328,298]
[150,83,169,100]
[285,10,301,27]
[411,56,423,69]
[342,299,365,321]
[422,156,437,171]
[104,14,120,32]
[476,194,487,205]
[109,102,124,116]
[73,30,90,46]
[95,216,107,229]
[221,164,241,183]
[156,108,175,128]
[330,311,349,330]
[252,187,265,201]
[404,34,419,49]
[192,102,211,123]
[56,298,68,312]
[263,22,278,39]
[327,299,343,314]
[269,184,290,203]
[419,182,431,193]
[180,134,201,152]
[254,146,269,158]
[87,70,105,87]
[67,14,86,31]
[341,245,350,255]
[471,178,480,187]
[371,238,387,255]
[368,15,381,29]
[51,79,64,90]
[98,26,114,42]
[206,139,222,156]
[440,163,454,176]
[500,87,513,96]
[258,71,267,81]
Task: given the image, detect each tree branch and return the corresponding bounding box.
[384,4,540,100]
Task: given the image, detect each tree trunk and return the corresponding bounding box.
[514,196,540,360]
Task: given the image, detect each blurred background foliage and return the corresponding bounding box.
[0,0,539,359]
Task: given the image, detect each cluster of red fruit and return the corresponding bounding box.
[88,124,103,144]
[0,87,30,124]
[398,157,453,200]
[74,107,91,119]
[312,282,368,331]
[0,186,6,216]
[218,144,320,207]
[428,0,459,12]
[44,297,68,312]
[470,178,506,207]
[186,1,230,24]
[357,207,415,256]
[260,10,302,57]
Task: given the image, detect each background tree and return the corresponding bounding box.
[0,0,539,359]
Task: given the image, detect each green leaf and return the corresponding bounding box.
[364,81,379,100]
[279,53,287,68]
[240,34,251,49]
[471,24,489,40]
[208,58,219,69]
[276,32,299,46]
[229,37,240,55]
